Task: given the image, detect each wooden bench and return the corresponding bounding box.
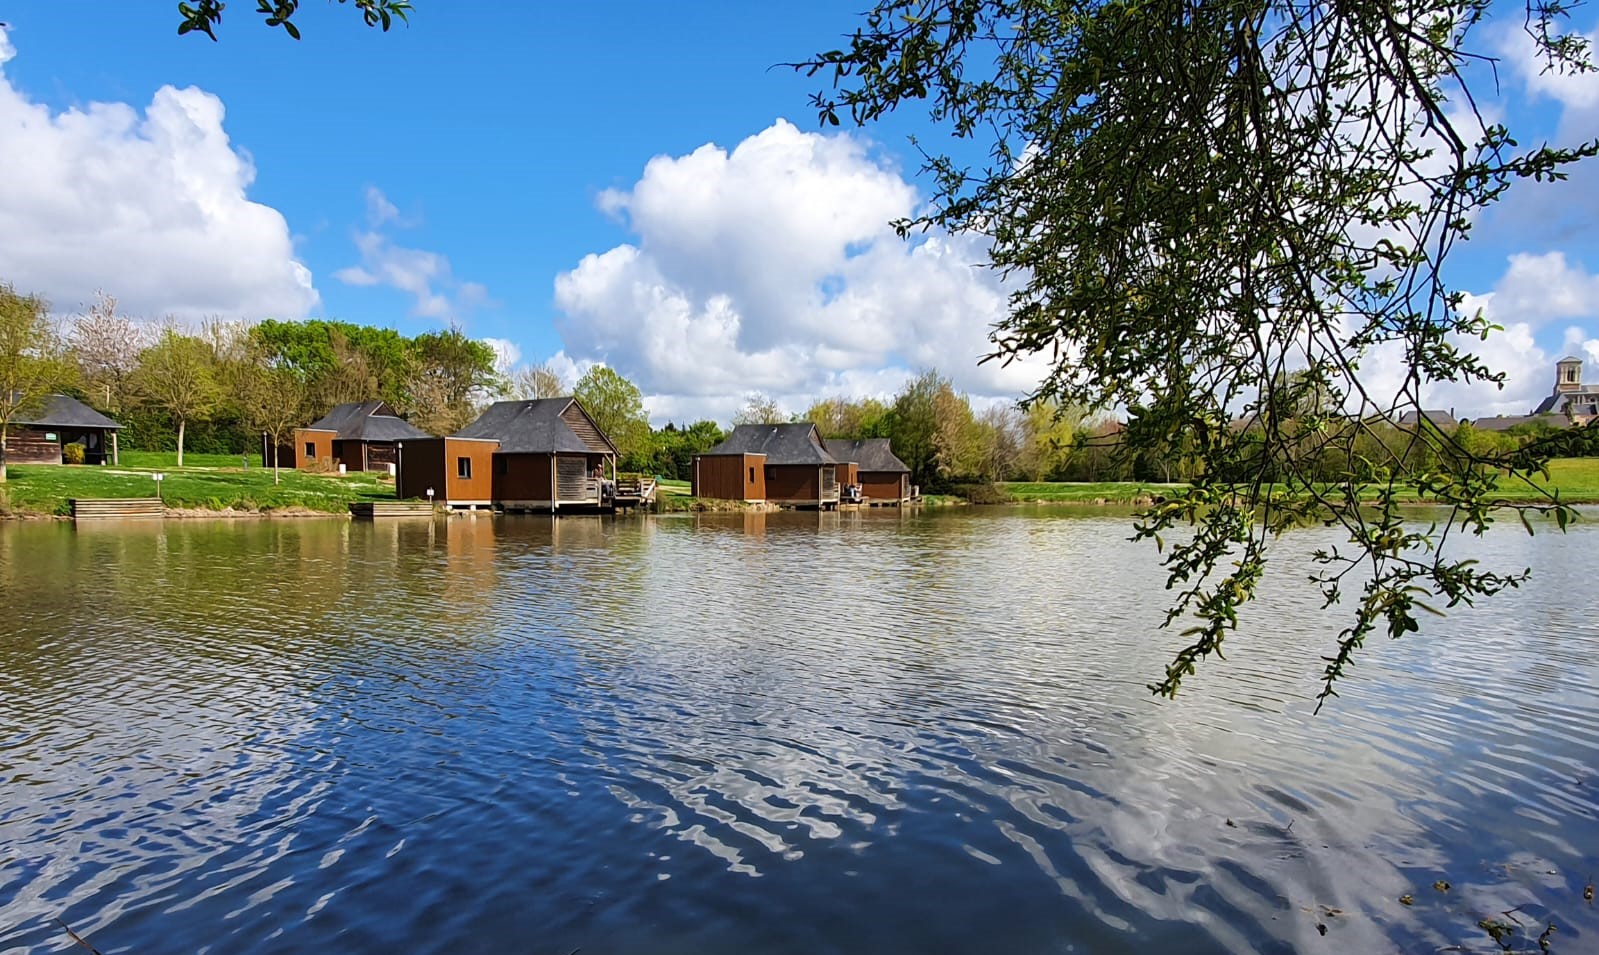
[71,498,165,521]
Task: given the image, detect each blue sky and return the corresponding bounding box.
[0,3,1596,424]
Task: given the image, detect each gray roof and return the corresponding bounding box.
[823,437,909,473]
[1395,409,1459,431]
[1559,355,1584,363]
[1532,389,1599,416]
[702,423,837,465]
[14,394,121,430]
[1472,414,1569,432]
[454,398,615,455]
[305,400,429,441]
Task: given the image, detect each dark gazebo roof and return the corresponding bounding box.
[824,437,910,473]
[454,398,615,455]
[303,400,429,441]
[14,394,121,430]
[703,423,837,465]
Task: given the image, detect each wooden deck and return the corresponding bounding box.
[613,476,657,510]
[72,498,165,521]
[350,501,438,519]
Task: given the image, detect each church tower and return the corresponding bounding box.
[1555,356,1583,394]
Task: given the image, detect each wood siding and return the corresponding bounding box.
[766,464,821,503]
[559,403,611,452]
[6,426,61,464]
[860,471,909,503]
[295,429,335,471]
[694,453,765,501]
[494,453,553,505]
[443,438,495,503]
[836,462,859,488]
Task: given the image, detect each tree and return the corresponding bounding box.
[512,362,567,400]
[231,356,307,485]
[177,0,412,41]
[732,392,785,426]
[806,396,891,439]
[0,285,76,483]
[69,291,144,415]
[1017,400,1081,482]
[573,365,650,466]
[805,1,1596,706]
[130,329,221,467]
[887,370,943,488]
[404,325,504,435]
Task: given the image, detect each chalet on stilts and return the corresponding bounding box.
[394,397,618,512]
[284,400,430,473]
[693,423,841,508]
[7,394,122,466]
[824,438,913,505]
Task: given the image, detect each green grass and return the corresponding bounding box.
[118,451,263,470]
[1001,481,1179,504]
[998,460,1599,506]
[0,459,394,517]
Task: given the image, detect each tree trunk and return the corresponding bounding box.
[0,424,8,483]
[176,418,186,468]
[272,436,280,485]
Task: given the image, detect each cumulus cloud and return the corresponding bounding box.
[553,120,1048,424]
[0,27,318,321]
[334,186,489,321]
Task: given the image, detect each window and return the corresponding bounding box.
[749,466,755,483]
[457,457,473,479]
[304,442,315,458]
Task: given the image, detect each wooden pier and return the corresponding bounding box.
[350,501,438,519]
[613,476,657,511]
[71,498,165,522]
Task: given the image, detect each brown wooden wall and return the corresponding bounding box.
[396,437,444,500]
[494,453,553,504]
[860,471,909,502]
[836,462,859,487]
[366,443,397,470]
[6,427,61,464]
[694,453,765,501]
[295,429,335,471]
[766,464,820,503]
[443,438,495,503]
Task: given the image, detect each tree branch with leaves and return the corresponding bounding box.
[801,0,1597,706]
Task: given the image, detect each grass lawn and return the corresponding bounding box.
[0,458,395,517]
[999,460,1599,507]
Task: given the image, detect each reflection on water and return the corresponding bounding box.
[2,509,1597,954]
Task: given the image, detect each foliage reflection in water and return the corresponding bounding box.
[1,509,1596,954]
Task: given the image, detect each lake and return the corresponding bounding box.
[1,508,1596,954]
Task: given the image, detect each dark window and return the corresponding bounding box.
[748,466,755,483]
[304,442,315,458]
[457,457,472,479]
[494,456,507,475]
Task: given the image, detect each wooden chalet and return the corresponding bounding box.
[825,438,913,504]
[395,398,618,512]
[693,423,840,508]
[7,394,122,465]
[286,400,430,472]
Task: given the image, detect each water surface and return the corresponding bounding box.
[2,509,1596,953]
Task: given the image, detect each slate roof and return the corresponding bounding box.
[1394,409,1459,431]
[702,423,837,465]
[1532,390,1599,416]
[304,400,429,441]
[454,398,615,455]
[823,437,910,473]
[14,394,121,429]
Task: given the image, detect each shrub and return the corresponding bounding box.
[950,482,1012,505]
[61,443,86,465]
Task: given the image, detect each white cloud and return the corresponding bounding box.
[334,187,489,321]
[0,27,318,321]
[553,120,1048,425]
[481,337,521,376]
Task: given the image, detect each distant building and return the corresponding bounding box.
[693,422,841,507]
[824,437,912,505]
[1531,356,1599,423]
[288,400,430,472]
[6,394,121,465]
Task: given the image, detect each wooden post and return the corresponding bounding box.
[110,429,119,466]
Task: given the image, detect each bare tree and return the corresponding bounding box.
[512,362,567,400]
[732,392,785,426]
